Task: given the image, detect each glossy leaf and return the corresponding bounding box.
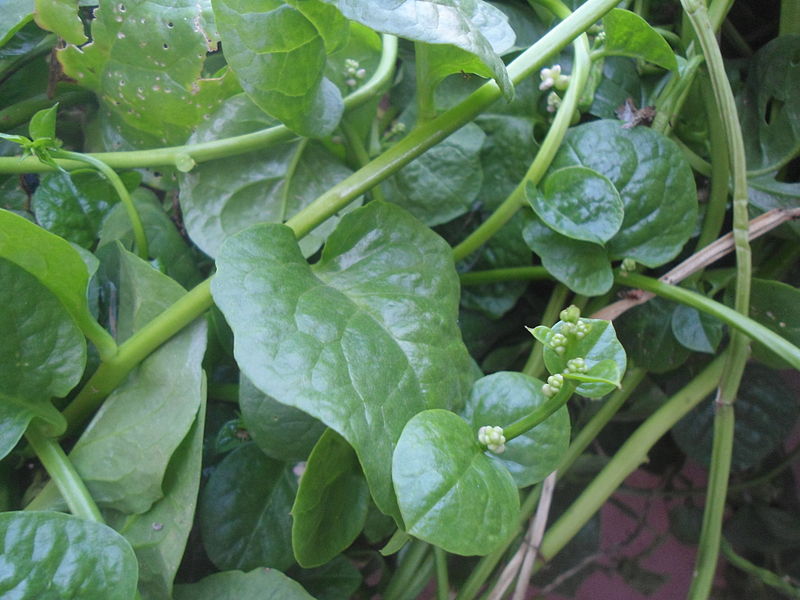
[0,259,83,457]
[672,364,800,471]
[526,166,623,245]
[392,409,518,555]
[543,318,626,398]
[0,511,138,600]
[240,375,326,462]
[0,209,102,344]
[212,0,346,137]
[589,56,649,120]
[385,122,485,226]
[106,398,206,600]
[59,0,237,147]
[671,303,724,354]
[522,214,613,296]
[321,0,515,98]
[179,94,358,259]
[602,8,677,71]
[548,120,697,267]
[212,201,475,520]
[31,246,207,514]
[292,429,369,567]
[174,568,314,600]
[737,35,800,174]
[462,372,570,487]
[98,188,202,288]
[33,170,140,249]
[748,278,800,369]
[617,297,689,373]
[200,443,297,571]
[0,0,32,46]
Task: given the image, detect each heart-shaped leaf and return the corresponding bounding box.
[602,8,677,71]
[212,0,347,137]
[526,166,623,245]
[292,429,369,567]
[212,201,475,520]
[200,443,297,571]
[548,120,697,267]
[392,409,518,555]
[543,318,626,398]
[462,372,570,487]
[0,511,138,600]
[671,303,724,354]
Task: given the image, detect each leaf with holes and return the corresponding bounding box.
[392,409,518,555]
[58,0,238,146]
[212,201,475,520]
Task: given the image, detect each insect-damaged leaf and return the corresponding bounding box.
[212,201,475,521]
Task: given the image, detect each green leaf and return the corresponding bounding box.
[462,372,570,487]
[34,0,87,45]
[671,303,724,354]
[548,120,697,267]
[200,443,297,571]
[321,0,515,99]
[28,103,59,140]
[0,208,104,346]
[289,556,362,600]
[58,0,238,147]
[385,122,485,226]
[737,35,800,174]
[602,8,677,71]
[522,214,613,296]
[292,429,369,567]
[174,568,314,600]
[33,170,140,249]
[240,375,326,462]
[392,409,518,555]
[211,0,346,137]
[748,174,800,238]
[526,166,624,245]
[0,259,83,457]
[748,278,800,369]
[672,364,800,471]
[30,246,207,514]
[617,297,689,373]
[98,188,202,289]
[211,201,474,520]
[0,511,138,600]
[106,397,206,600]
[0,0,33,47]
[589,57,651,120]
[543,318,626,398]
[179,94,359,259]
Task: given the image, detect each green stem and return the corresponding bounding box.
[503,384,574,443]
[0,35,399,174]
[25,423,103,522]
[0,87,94,132]
[721,539,800,598]
[62,279,213,433]
[522,283,570,378]
[384,540,430,600]
[288,0,617,242]
[434,546,450,600]
[54,150,149,259]
[537,353,727,567]
[341,118,386,202]
[459,266,550,285]
[452,0,592,261]
[414,42,438,123]
[681,0,752,595]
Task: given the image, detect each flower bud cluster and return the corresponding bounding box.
[549,332,568,355]
[565,357,587,374]
[542,373,564,398]
[539,65,570,91]
[344,58,367,88]
[546,91,562,113]
[478,425,506,454]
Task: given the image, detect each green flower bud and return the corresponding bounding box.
[566,357,587,373]
[560,305,581,323]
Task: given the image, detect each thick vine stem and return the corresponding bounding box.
[24,423,104,523]
[54,150,149,259]
[681,0,752,596]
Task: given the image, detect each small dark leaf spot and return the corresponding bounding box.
[118,3,126,11]
[167,21,174,28]
[163,43,169,50]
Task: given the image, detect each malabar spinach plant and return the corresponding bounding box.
[1,0,799,598]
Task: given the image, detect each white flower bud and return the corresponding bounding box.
[478,425,506,454]
[546,91,562,113]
